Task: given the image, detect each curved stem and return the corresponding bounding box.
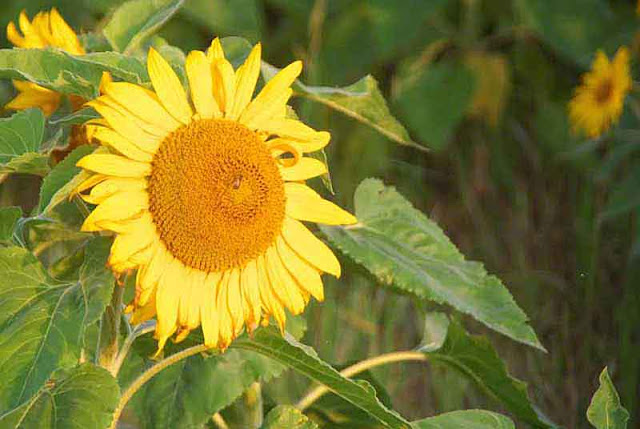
[110,324,156,376]
[295,351,427,411]
[109,344,212,429]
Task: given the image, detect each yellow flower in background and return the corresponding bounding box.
[568,47,631,138]
[76,39,357,352]
[5,9,85,116]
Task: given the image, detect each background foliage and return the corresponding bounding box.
[0,0,637,428]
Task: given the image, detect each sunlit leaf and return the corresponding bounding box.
[322,179,544,351]
[103,0,185,54]
[232,327,410,429]
[0,206,21,243]
[0,363,119,429]
[412,410,515,429]
[0,238,114,413]
[262,405,319,429]
[38,145,96,214]
[587,367,630,429]
[0,108,48,175]
[422,317,552,428]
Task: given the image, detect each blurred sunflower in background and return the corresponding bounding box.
[76,39,357,352]
[568,47,631,138]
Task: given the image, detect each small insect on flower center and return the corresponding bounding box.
[595,79,614,104]
[148,119,286,272]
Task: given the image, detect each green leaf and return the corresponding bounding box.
[77,52,149,84]
[38,145,96,214]
[49,107,100,127]
[103,0,185,54]
[393,61,475,151]
[0,238,114,413]
[0,109,48,175]
[220,36,253,68]
[423,317,551,428]
[587,367,630,429]
[232,327,410,429]
[129,347,285,429]
[288,70,421,151]
[262,405,319,429]
[182,0,263,43]
[419,312,449,352]
[0,363,120,429]
[321,179,544,351]
[0,206,21,242]
[412,410,515,429]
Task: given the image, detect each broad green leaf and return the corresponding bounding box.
[49,107,100,127]
[220,36,253,68]
[321,179,544,351]
[0,206,21,242]
[288,69,421,151]
[262,405,319,429]
[232,327,410,429]
[0,238,114,413]
[129,347,285,429]
[0,363,120,429]
[182,0,263,43]
[393,61,474,151]
[587,367,630,429]
[0,109,48,175]
[0,49,149,99]
[38,145,96,214]
[423,317,551,428]
[103,0,185,54]
[412,410,515,429]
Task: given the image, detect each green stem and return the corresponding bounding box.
[110,324,156,376]
[295,351,427,411]
[108,344,212,429]
[99,282,124,370]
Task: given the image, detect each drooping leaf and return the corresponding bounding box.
[232,327,410,429]
[38,145,96,214]
[0,363,120,429]
[422,317,552,428]
[321,179,544,351]
[587,367,630,429]
[103,0,185,54]
[393,61,475,151]
[128,347,285,429]
[0,238,114,413]
[412,410,515,429]
[292,73,421,151]
[0,206,22,243]
[0,108,48,175]
[262,405,319,429]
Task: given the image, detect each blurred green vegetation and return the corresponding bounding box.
[1,0,639,427]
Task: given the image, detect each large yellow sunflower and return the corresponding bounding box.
[76,39,357,352]
[568,47,631,138]
[6,8,85,115]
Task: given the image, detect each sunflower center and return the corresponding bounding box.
[148,119,286,272]
[595,79,613,104]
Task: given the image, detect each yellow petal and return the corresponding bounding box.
[201,271,222,348]
[285,183,357,225]
[216,272,233,347]
[147,47,193,124]
[258,117,319,141]
[81,190,148,232]
[206,37,224,61]
[276,236,324,301]
[256,255,286,330]
[130,298,156,325]
[74,173,108,196]
[88,126,153,163]
[187,270,207,330]
[137,246,170,307]
[155,258,182,351]
[81,176,147,205]
[96,96,167,139]
[103,82,181,133]
[177,268,196,329]
[87,100,162,153]
[6,83,61,116]
[185,50,221,119]
[240,259,262,325]
[49,8,84,54]
[228,43,262,120]
[108,216,156,269]
[226,268,244,336]
[240,60,302,126]
[241,88,292,130]
[265,246,306,315]
[77,153,151,177]
[279,157,327,181]
[7,21,25,47]
[282,217,341,277]
[213,59,236,115]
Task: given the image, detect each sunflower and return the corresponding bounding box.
[568,47,631,138]
[76,39,357,352]
[6,8,85,115]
